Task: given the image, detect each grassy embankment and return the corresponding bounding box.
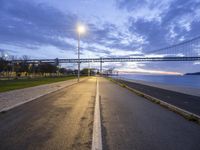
[0,76,77,93]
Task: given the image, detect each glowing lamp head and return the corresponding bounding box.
[77,25,86,34]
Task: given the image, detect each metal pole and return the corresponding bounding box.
[100,57,102,75]
[100,62,102,74]
[78,33,80,82]
[11,61,14,72]
[88,62,90,76]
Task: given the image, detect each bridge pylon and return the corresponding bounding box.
[100,57,103,75]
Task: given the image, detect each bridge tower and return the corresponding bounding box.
[100,57,103,74]
[54,58,59,66]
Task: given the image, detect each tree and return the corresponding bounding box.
[0,51,9,73]
[38,63,58,74]
[80,68,89,75]
[19,55,30,73]
[80,68,95,75]
[59,68,67,74]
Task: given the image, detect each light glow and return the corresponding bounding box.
[77,24,86,34]
[117,69,183,75]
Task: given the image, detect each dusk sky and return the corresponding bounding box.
[0,0,200,74]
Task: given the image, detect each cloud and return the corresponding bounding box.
[117,0,200,51]
[129,19,169,51]
[0,0,144,59]
[0,0,77,51]
[116,0,172,22]
[1,0,200,73]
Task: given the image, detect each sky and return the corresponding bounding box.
[0,0,200,74]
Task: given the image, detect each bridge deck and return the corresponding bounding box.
[10,57,200,63]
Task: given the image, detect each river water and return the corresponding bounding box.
[113,74,200,89]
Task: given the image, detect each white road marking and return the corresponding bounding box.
[92,78,103,150]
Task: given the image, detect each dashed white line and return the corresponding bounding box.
[92,78,103,150]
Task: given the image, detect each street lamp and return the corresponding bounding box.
[77,24,86,82]
[88,61,91,76]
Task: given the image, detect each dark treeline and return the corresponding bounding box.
[0,54,95,79]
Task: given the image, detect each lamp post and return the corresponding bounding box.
[77,24,85,82]
[88,62,90,76]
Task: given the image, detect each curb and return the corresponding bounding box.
[0,77,89,113]
[107,77,200,125]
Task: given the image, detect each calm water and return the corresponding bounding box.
[113,74,200,89]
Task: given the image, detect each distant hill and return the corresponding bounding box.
[185,72,200,75]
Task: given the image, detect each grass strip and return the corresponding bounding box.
[0,76,77,93]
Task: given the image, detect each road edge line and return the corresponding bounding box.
[92,78,103,150]
[107,77,200,125]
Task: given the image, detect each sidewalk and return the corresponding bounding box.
[0,78,87,112]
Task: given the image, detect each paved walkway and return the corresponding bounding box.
[0,77,96,150]
[0,78,87,112]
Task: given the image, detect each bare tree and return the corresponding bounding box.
[22,55,29,61]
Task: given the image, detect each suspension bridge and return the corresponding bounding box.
[9,36,200,63]
[4,36,200,65]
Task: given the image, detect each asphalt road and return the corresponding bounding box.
[1,77,200,150]
[99,77,200,150]
[0,77,96,150]
[116,79,200,116]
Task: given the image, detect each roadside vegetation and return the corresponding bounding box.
[0,53,96,92]
[0,76,76,93]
